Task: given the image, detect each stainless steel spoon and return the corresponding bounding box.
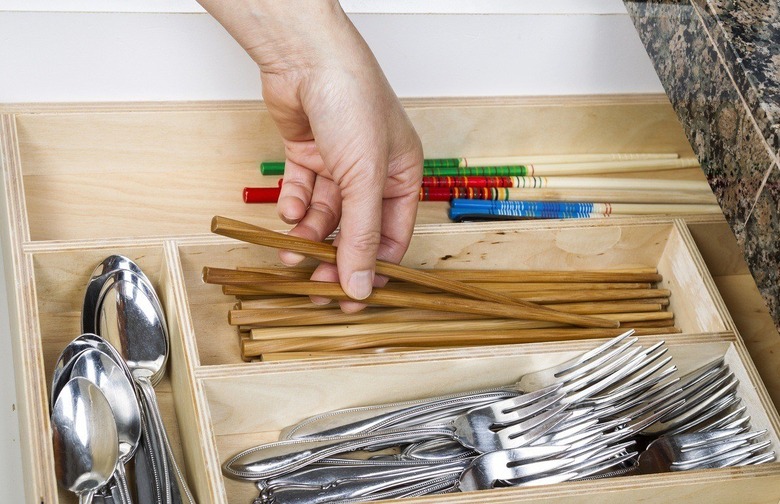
[96,268,195,504]
[71,348,142,504]
[52,377,119,504]
[51,334,135,410]
[82,255,164,336]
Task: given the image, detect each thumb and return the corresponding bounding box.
[336,169,384,300]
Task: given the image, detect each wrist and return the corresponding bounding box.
[230,0,349,73]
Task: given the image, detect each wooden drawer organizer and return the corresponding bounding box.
[3,97,780,503]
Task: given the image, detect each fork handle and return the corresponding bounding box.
[223,427,456,481]
[280,389,518,439]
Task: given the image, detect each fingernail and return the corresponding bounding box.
[347,270,374,300]
[310,296,332,306]
[279,250,306,266]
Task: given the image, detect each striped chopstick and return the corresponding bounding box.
[416,158,700,177]
[424,187,715,204]
[259,153,682,175]
[448,200,721,221]
[422,176,711,191]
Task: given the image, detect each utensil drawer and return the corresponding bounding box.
[2,97,777,503]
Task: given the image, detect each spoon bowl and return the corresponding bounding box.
[82,255,163,335]
[51,333,135,407]
[52,377,118,503]
[70,348,142,460]
[97,269,168,384]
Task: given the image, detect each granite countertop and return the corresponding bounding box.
[624,0,780,331]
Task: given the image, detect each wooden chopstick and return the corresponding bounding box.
[256,347,449,361]
[237,265,664,284]
[238,297,339,309]
[241,326,682,356]
[205,223,619,329]
[230,304,671,328]
[230,306,490,326]
[217,280,670,305]
[246,311,673,340]
[237,297,668,312]
[438,271,662,283]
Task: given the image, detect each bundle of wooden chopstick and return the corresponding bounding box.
[205,216,679,362]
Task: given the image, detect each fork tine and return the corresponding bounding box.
[716,413,752,432]
[499,458,578,483]
[563,343,670,404]
[607,341,669,389]
[495,383,564,415]
[663,372,737,418]
[678,428,761,453]
[485,391,566,428]
[572,451,639,481]
[555,400,682,454]
[639,372,739,435]
[673,427,743,450]
[587,358,675,407]
[459,406,570,452]
[533,416,628,447]
[674,359,728,395]
[510,471,578,487]
[682,451,753,470]
[492,409,573,451]
[593,366,679,419]
[568,445,638,480]
[671,440,755,467]
[552,330,636,379]
[603,373,683,419]
[673,439,773,471]
[630,359,727,419]
[698,407,749,432]
[560,428,634,456]
[563,440,636,469]
[610,400,685,441]
[496,444,572,462]
[559,344,644,396]
[526,441,638,482]
[519,336,639,393]
[458,454,574,491]
[737,452,776,466]
[662,393,741,436]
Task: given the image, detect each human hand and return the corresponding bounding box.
[199,0,423,311]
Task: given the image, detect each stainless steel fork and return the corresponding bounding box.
[281,330,672,440]
[224,385,571,481]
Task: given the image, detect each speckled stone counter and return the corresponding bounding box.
[624,0,780,330]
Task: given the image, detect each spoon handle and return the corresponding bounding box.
[80,489,97,504]
[137,379,172,504]
[114,462,134,504]
[137,377,197,504]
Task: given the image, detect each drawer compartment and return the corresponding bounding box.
[197,337,780,503]
[179,219,729,366]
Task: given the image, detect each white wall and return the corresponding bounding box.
[0,0,631,14]
[0,9,663,103]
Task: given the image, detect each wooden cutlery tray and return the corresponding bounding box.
[2,98,780,503]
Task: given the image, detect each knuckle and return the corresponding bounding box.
[347,229,382,255]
